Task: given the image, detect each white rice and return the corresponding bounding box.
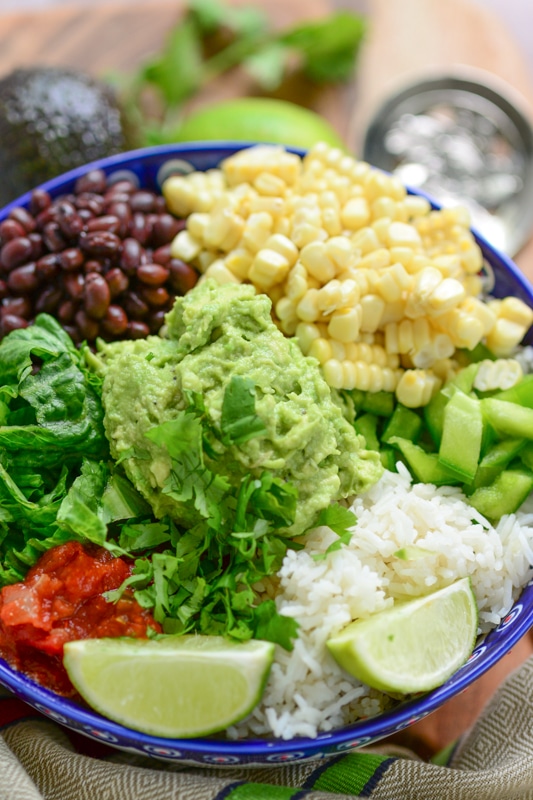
[229,463,533,741]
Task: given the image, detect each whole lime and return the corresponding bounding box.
[170,97,346,150]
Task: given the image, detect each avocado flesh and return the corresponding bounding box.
[0,67,129,205]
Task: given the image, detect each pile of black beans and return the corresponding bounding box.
[0,168,199,343]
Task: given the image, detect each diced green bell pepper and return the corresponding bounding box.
[439,391,483,482]
[382,404,423,445]
[481,398,533,439]
[469,468,533,519]
[354,413,380,451]
[389,436,461,485]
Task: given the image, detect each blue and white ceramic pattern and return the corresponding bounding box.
[0,143,532,767]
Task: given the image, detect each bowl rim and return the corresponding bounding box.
[0,140,532,760]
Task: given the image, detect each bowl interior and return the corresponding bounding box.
[0,142,533,766]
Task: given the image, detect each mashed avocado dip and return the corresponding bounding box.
[98,280,381,535]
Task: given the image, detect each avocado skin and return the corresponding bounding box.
[0,67,130,206]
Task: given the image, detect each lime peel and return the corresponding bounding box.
[63,634,275,738]
[326,577,478,694]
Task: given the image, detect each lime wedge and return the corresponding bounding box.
[63,635,274,737]
[326,578,478,694]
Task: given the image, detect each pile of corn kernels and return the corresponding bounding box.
[163,143,533,407]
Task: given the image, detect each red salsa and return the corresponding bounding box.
[0,541,160,696]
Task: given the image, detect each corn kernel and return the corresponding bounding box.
[225,248,253,280]
[352,227,381,255]
[386,221,422,249]
[486,318,528,357]
[296,322,321,354]
[396,369,440,408]
[254,171,287,196]
[203,259,240,285]
[249,249,291,290]
[341,196,371,230]
[499,297,533,328]
[474,358,523,392]
[360,293,385,332]
[300,241,337,283]
[170,230,202,262]
[323,358,344,388]
[359,248,391,272]
[328,306,362,343]
[286,263,308,301]
[308,337,333,364]
[296,289,321,322]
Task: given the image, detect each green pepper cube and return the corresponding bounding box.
[492,374,533,408]
[361,390,395,418]
[389,436,461,486]
[438,391,482,482]
[382,404,423,445]
[469,468,533,520]
[471,438,524,488]
[354,413,380,451]
[481,397,533,439]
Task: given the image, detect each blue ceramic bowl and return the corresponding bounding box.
[0,142,533,767]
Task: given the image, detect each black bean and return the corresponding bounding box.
[124,291,149,319]
[75,309,99,341]
[57,201,85,239]
[2,314,29,334]
[59,247,84,272]
[130,190,157,213]
[42,222,67,253]
[0,219,26,244]
[9,207,36,233]
[129,212,153,246]
[127,320,150,339]
[168,258,199,294]
[75,193,106,216]
[74,169,107,195]
[105,268,129,298]
[0,280,8,300]
[137,264,170,287]
[28,232,44,261]
[86,215,121,234]
[152,214,185,247]
[152,244,172,265]
[83,258,106,275]
[120,238,144,274]
[141,286,170,307]
[84,273,111,320]
[58,299,78,324]
[148,310,167,334]
[7,263,39,293]
[63,273,85,300]
[101,305,129,336]
[36,254,59,281]
[29,189,52,216]
[35,286,63,314]
[79,230,122,258]
[0,236,33,270]
[2,296,32,318]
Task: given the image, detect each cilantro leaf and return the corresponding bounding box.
[220,375,267,445]
[312,503,357,561]
[253,599,299,651]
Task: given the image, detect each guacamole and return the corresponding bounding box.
[98,280,381,535]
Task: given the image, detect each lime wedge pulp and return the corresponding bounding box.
[326,577,478,694]
[63,635,275,737]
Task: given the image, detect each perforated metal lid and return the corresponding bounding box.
[362,70,533,256]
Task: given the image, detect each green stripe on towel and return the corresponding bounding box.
[223,783,302,799]
[308,752,392,795]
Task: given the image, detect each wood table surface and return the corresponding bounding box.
[1,0,533,758]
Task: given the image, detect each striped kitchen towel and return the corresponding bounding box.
[2,656,533,800]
